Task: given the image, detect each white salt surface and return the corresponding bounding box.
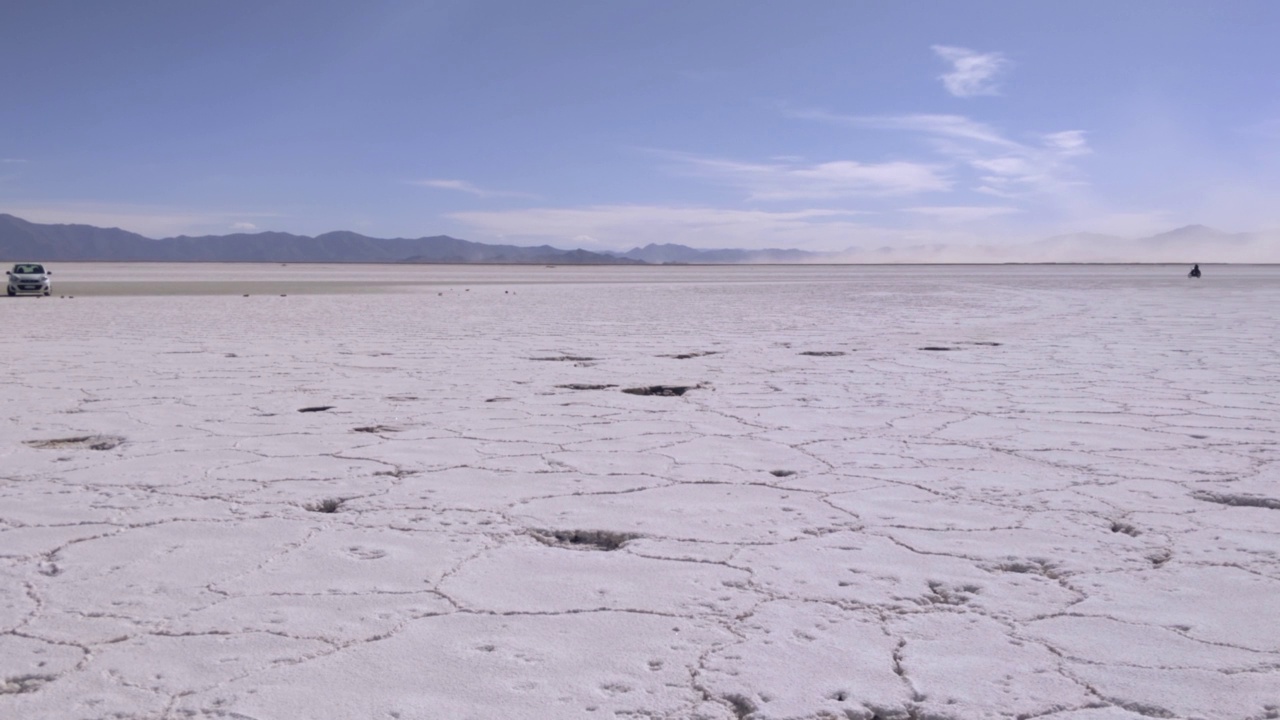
[2,263,1279,720]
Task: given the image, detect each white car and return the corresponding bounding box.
[6,263,52,296]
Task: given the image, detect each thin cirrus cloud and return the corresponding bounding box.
[970,130,1092,198]
[1,158,27,181]
[660,151,952,200]
[790,109,1091,199]
[905,206,1021,222]
[803,110,1019,148]
[932,45,1010,97]
[409,178,534,199]
[1041,130,1090,156]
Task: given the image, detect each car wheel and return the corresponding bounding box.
[6,288,13,297]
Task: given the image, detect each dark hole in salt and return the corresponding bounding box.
[1190,491,1280,510]
[920,347,954,351]
[558,384,617,390]
[531,529,641,551]
[800,351,846,357]
[25,435,124,451]
[1110,521,1141,536]
[304,498,344,513]
[723,694,756,719]
[298,406,334,413]
[622,385,694,397]
[770,470,797,477]
[1,674,56,694]
[531,356,596,362]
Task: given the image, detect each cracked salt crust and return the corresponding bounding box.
[2,263,1279,719]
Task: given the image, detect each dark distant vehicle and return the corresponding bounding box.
[1188,264,1201,278]
[6,263,52,296]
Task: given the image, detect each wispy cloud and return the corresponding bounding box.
[788,109,1017,148]
[660,151,950,199]
[230,222,259,232]
[1041,130,1090,156]
[412,179,487,194]
[904,205,1020,222]
[932,45,1010,97]
[1,157,27,182]
[791,109,1090,199]
[450,204,873,250]
[970,130,1091,198]
[408,178,533,198]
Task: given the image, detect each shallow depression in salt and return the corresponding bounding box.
[2,263,1278,720]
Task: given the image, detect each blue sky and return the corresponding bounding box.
[3,1,1279,250]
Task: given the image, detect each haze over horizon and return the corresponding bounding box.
[4,1,1280,255]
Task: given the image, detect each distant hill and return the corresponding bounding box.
[825,225,1276,263]
[0,214,641,264]
[1016,225,1271,264]
[2,213,1276,264]
[586,226,1276,264]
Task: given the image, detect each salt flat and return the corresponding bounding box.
[2,263,1278,720]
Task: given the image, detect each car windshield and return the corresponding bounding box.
[13,264,44,274]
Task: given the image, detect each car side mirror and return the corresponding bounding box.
[3,271,8,276]
[46,270,52,275]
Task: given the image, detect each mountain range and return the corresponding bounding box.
[0,214,641,264]
[1,213,1276,264]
